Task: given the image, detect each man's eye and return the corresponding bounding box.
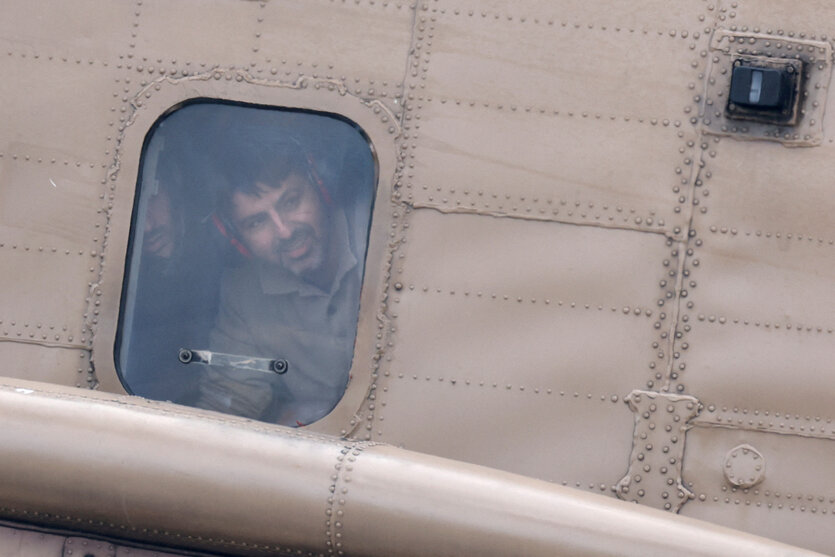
[246,217,265,230]
[282,193,301,211]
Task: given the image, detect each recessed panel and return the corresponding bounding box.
[696,137,835,240]
[133,0,262,69]
[377,374,634,487]
[0,343,88,386]
[0,58,116,165]
[407,102,693,234]
[691,232,835,330]
[0,155,104,250]
[380,211,669,478]
[435,0,712,35]
[730,0,835,40]
[684,320,835,420]
[0,1,132,61]
[398,210,669,311]
[423,7,709,123]
[259,0,413,93]
[682,426,835,555]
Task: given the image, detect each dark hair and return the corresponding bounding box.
[210,130,315,216]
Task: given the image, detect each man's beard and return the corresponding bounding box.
[274,224,326,280]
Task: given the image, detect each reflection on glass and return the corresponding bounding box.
[118,102,376,426]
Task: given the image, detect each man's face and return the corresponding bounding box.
[230,173,329,280]
[143,190,176,258]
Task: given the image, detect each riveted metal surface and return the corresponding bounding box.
[376,211,666,480]
[689,137,835,239]
[0,56,119,167]
[616,390,701,512]
[0,523,65,556]
[728,0,835,41]
[421,1,712,123]
[1,0,835,554]
[682,427,835,555]
[63,537,116,557]
[0,380,821,557]
[405,102,694,236]
[130,0,262,69]
[259,0,414,100]
[0,1,133,62]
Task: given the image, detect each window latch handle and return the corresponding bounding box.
[178,348,288,375]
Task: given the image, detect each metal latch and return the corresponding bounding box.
[178,348,289,374]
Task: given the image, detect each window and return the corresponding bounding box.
[117,101,376,426]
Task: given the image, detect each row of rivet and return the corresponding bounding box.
[646,237,692,392]
[719,484,835,505]
[409,185,671,231]
[0,243,98,258]
[434,4,723,36]
[0,319,79,344]
[388,373,625,402]
[695,487,835,515]
[3,49,110,68]
[396,284,655,319]
[707,225,835,246]
[0,151,105,170]
[365,1,431,441]
[695,408,835,437]
[0,507,307,555]
[327,0,415,9]
[695,313,833,334]
[325,442,376,556]
[723,24,829,41]
[655,10,715,393]
[423,94,685,130]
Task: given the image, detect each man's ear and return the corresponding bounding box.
[210,213,252,258]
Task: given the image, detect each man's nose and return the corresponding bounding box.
[268,210,293,239]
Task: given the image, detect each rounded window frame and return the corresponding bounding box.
[93,76,397,435]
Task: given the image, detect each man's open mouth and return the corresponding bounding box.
[282,233,312,260]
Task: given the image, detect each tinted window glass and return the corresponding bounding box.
[118,102,376,426]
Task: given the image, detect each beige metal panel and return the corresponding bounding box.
[0,1,133,61]
[0,344,87,387]
[0,155,106,252]
[259,1,414,98]
[682,427,835,555]
[342,443,824,557]
[681,322,835,421]
[0,157,100,350]
[696,139,835,241]
[0,249,91,350]
[436,0,714,34]
[405,102,694,235]
[132,0,262,69]
[400,208,671,308]
[116,547,186,557]
[0,380,822,557]
[690,233,835,329]
[0,525,64,556]
[374,376,634,485]
[378,211,669,477]
[420,2,711,124]
[0,57,118,166]
[730,0,835,41]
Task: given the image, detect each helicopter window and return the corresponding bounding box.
[116,101,377,427]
